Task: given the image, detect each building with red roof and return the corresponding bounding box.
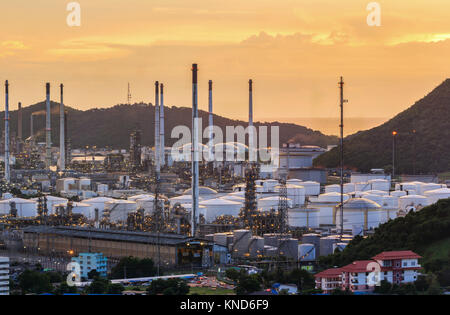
[314,250,422,293]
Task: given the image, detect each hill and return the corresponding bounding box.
[314,79,450,174]
[0,102,338,149]
[319,198,450,285]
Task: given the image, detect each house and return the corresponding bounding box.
[314,268,343,294]
[314,250,422,294]
[371,251,422,285]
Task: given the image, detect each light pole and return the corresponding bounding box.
[392,131,397,179]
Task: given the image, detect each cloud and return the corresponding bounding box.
[0,40,29,57]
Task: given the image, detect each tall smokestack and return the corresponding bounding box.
[30,114,34,141]
[4,81,10,182]
[154,81,160,176]
[159,83,165,166]
[249,79,253,127]
[248,79,256,160]
[59,84,65,171]
[191,64,199,237]
[18,102,22,141]
[208,80,213,161]
[45,83,52,169]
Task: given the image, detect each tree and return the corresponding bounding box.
[235,274,261,295]
[147,279,190,295]
[86,278,110,294]
[414,275,430,293]
[87,269,101,280]
[110,256,156,279]
[225,268,241,283]
[18,270,53,295]
[426,275,442,295]
[374,280,392,294]
[331,288,353,295]
[288,269,315,292]
[107,283,125,294]
[55,282,78,295]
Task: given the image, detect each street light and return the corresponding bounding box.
[392,131,397,179]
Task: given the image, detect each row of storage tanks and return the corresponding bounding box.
[207,230,352,262]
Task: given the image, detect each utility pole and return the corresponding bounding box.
[392,131,397,180]
[338,77,347,238]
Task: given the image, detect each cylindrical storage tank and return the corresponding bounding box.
[275,184,306,206]
[381,195,398,209]
[299,243,316,261]
[364,190,389,196]
[213,233,229,247]
[105,200,138,223]
[263,234,280,247]
[398,182,418,192]
[232,230,251,257]
[398,195,429,211]
[319,236,340,256]
[135,196,160,215]
[287,179,303,186]
[302,181,320,196]
[70,202,92,217]
[182,203,207,218]
[301,233,321,254]
[325,184,341,193]
[336,198,382,231]
[220,194,246,203]
[0,198,37,217]
[391,190,407,198]
[249,237,265,258]
[314,192,350,226]
[169,194,203,207]
[333,242,347,253]
[82,197,115,219]
[288,208,319,228]
[32,196,68,215]
[199,198,242,223]
[355,182,371,192]
[127,194,154,202]
[419,183,442,195]
[424,188,450,205]
[262,179,279,193]
[369,179,390,191]
[343,183,356,194]
[258,196,293,211]
[361,194,383,207]
[279,238,299,259]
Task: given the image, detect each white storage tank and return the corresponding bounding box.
[369,179,390,191]
[274,184,306,206]
[299,243,316,261]
[391,190,407,198]
[220,194,246,203]
[169,194,203,207]
[54,202,92,218]
[398,195,429,211]
[424,188,450,205]
[127,194,154,202]
[364,190,389,196]
[343,183,356,194]
[325,184,340,193]
[232,230,252,257]
[199,198,242,223]
[287,179,303,186]
[313,193,350,225]
[335,198,383,231]
[105,200,138,223]
[419,183,442,195]
[288,208,319,228]
[82,197,115,219]
[301,181,321,196]
[258,196,293,211]
[262,179,279,193]
[320,236,340,256]
[361,193,383,207]
[0,198,37,217]
[32,195,68,215]
[381,195,399,209]
[355,182,371,192]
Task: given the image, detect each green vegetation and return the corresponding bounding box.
[315,79,450,173]
[85,277,125,295]
[18,270,53,295]
[110,256,157,279]
[147,278,190,295]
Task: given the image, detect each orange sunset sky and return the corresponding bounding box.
[0,0,449,134]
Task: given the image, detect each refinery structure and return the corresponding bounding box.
[1,66,449,275]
